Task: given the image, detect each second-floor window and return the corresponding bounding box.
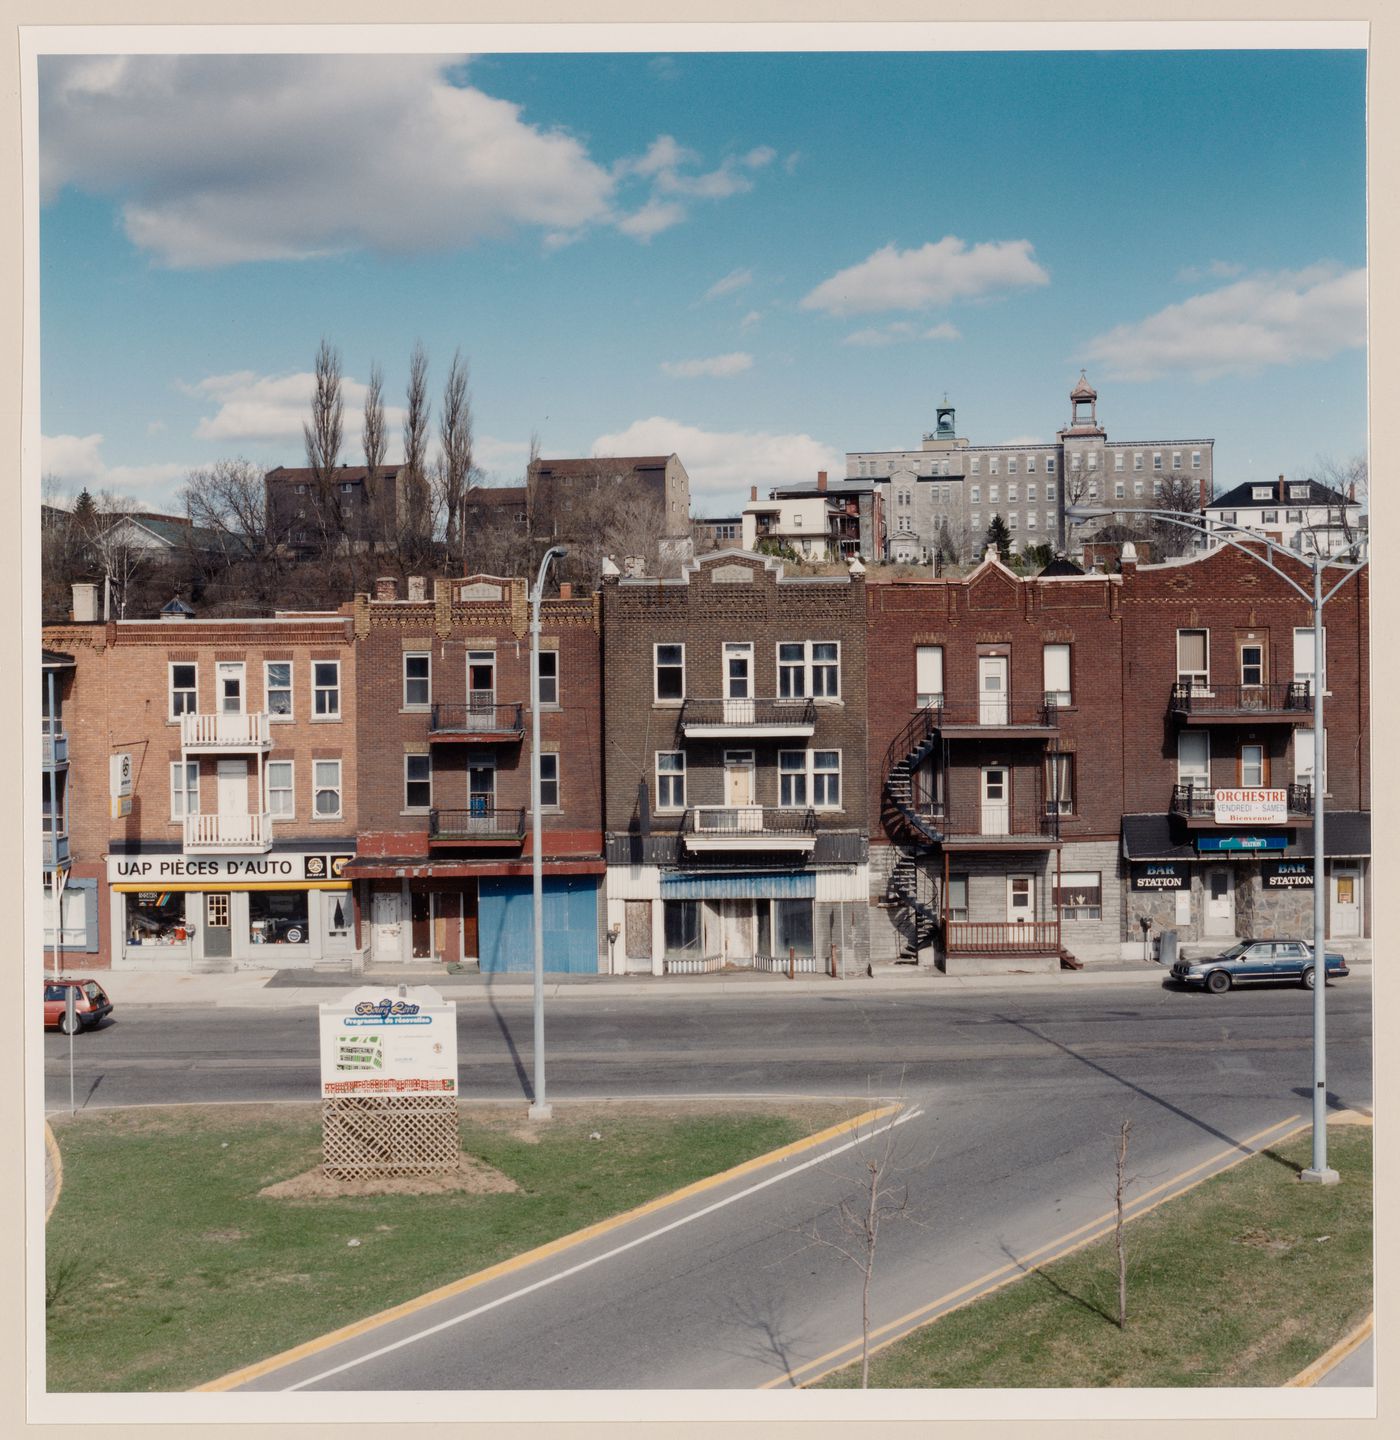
[404,653,430,709]
[1293,627,1326,692]
[1239,643,1265,687]
[1046,753,1075,814]
[539,753,560,809]
[778,641,839,699]
[779,749,841,809]
[915,645,943,708]
[1177,629,1208,688]
[170,761,199,820]
[314,661,341,718]
[724,642,752,699]
[655,644,685,703]
[170,663,197,719]
[1239,743,1266,788]
[1295,728,1326,793]
[313,760,342,818]
[538,650,559,707]
[404,754,431,811]
[1043,644,1071,706]
[265,662,292,718]
[656,752,685,810]
[267,760,294,818]
[1177,732,1210,790]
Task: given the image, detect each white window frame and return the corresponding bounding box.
[1054,870,1102,920]
[1293,626,1327,693]
[403,651,431,710]
[1295,728,1328,794]
[539,752,560,810]
[777,640,841,701]
[654,643,686,705]
[655,751,686,811]
[970,485,981,503]
[989,485,1000,504]
[1008,482,1019,502]
[1027,482,1037,502]
[537,648,560,708]
[1027,456,1037,473]
[971,457,981,475]
[1192,451,1202,470]
[916,645,944,708]
[1043,643,1071,705]
[1046,457,1056,474]
[169,662,198,720]
[264,660,293,721]
[989,457,1000,475]
[1114,452,1124,471]
[1240,743,1265,789]
[1008,458,1018,475]
[1177,629,1209,688]
[1153,452,1163,471]
[170,760,200,820]
[403,753,432,812]
[1134,453,1143,471]
[1027,511,1038,530]
[1172,451,1182,470]
[778,750,810,808]
[313,660,341,719]
[1177,731,1210,789]
[267,759,295,819]
[1045,481,1056,502]
[1008,512,1019,529]
[724,641,753,700]
[313,759,343,819]
[811,750,841,809]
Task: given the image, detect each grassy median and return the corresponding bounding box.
[46,1099,857,1393]
[819,1122,1373,1389]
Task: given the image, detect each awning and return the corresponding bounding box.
[1121,813,1370,862]
[112,880,350,893]
[660,871,816,900]
[343,858,606,880]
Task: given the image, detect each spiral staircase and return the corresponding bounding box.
[882,706,946,962]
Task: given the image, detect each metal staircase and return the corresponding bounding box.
[882,707,947,962]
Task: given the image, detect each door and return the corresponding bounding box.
[204,892,232,958]
[216,662,245,714]
[468,758,495,831]
[218,758,248,815]
[978,655,1008,725]
[371,888,404,962]
[1204,868,1235,937]
[411,890,432,959]
[1007,875,1035,926]
[723,643,754,724]
[719,900,755,963]
[980,766,1009,836]
[1331,866,1361,938]
[724,751,755,809]
[468,651,496,730]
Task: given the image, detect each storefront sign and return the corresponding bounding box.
[107,852,354,883]
[110,752,133,819]
[1196,834,1288,853]
[1213,788,1287,825]
[319,986,458,1097]
[1130,862,1189,891]
[1263,860,1315,889]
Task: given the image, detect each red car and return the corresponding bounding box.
[43,979,113,1033]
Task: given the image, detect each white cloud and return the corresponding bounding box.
[784,151,801,175]
[42,432,191,507]
[1176,259,1245,284]
[660,352,754,379]
[743,146,777,170]
[802,237,1049,317]
[591,416,841,512]
[740,310,763,331]
[616,198,688,241]
[703,267,754,301]
[1083,264,1366,381]
[842,320,962,348]
[473,434,532,482]
[185,368,408,444]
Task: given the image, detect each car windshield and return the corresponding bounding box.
[1218,942,1252,959]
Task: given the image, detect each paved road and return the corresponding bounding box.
[47,978,1373,1391]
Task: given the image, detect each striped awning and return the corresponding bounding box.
[659,871,816,900]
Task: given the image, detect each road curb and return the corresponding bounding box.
[193,1099,900,1393]
[44,1121,63,1222]
[1286,1314,1374,1387]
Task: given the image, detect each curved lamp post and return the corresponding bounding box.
[529,545,568,1121]
[1066,506,1366,1184]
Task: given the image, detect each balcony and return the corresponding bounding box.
[42,719,68,768]
[1170,783,1313,826]
[41,826,70,871]
[429,701,525,744]
[923,696,1060,738]
[429,806,527,846]
[924,799,1062,849]
[945,920,1061,955]
[680,698,817,739]
[181,711,273,752]
[184,811,273,853]
[1169,681,1311,724]
[681,805,818,852]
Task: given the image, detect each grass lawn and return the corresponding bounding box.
[819,1123,1372,1389]
[46,1099,856,1393]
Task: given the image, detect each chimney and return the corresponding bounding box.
[374,576,399,601]
[406,575,427,602]
[817,470,828,492]
[750,486,758,502]
[1348,483,1355,503]
[1278,473,1285,502]
[71,582,98,623]
[558,582,573,600]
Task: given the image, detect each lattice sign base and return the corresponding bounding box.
[321,1096,461,1180]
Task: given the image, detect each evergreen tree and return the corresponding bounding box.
[984,513,1012,561]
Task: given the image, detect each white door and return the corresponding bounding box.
[1331,867,1361,938]
[980,766,1009,836]
[1007,875,1035,925]
[372,889,404,962]
[1204,868,1235,937]
[719,901,755,963]
[217,759,248,814]
[978,656,1008,725]
[468,651,496,730]
[216,662,245,714]
[723,643,754,724]
[725,752,755,808]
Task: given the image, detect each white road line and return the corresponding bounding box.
[279,1106,925,1393]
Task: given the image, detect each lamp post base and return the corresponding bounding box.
[528,1102,554,1122]
[1299,1166,1340,1186]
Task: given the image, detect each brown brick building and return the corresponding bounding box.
[346,574,605,971]
[42,606,359,970]
[601,550,869,975]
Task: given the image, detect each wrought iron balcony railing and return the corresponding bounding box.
[1169,681,1311,719]
[429,806,527,841]
[429,701,525,737]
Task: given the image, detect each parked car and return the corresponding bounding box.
[43,979,113,1033]
[1170,939,1348,994]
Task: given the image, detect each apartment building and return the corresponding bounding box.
[1203,478,1364,558]
[43,601,359,970]
[601,550,869,975]
[346,573,605,972]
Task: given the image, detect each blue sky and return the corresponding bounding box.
[37,45,1367,517]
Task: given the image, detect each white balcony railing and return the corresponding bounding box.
[180,711,273,751]
[183,811,273,853]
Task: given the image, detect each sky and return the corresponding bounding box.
[35,43,1368,519]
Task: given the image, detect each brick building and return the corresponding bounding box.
[345,573,605,972]
[529,454,693,547]
[265,463,406,553]
[601,550,869,975]
[42,603,360,970]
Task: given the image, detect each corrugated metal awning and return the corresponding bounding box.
[660,872,816,900]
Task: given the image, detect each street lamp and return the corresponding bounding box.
[528,545,567,1122]
[1066,506,1367,1183]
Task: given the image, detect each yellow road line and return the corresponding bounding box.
[44,1122,63,1223]
[195,1101,899,1392]
[765,1111,1306,1389]
[1286,1313,1373,1386]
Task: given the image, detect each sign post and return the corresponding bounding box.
[65,985,76,1115]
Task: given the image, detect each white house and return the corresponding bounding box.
[1203,478,1363,558]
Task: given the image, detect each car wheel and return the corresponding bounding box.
[1302,967,1316,990]
[58,1011,78,1035]
[1206,970,1231,994]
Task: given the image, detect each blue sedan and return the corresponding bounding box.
[1170,939,1349,994]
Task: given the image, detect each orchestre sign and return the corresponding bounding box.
[1213,788,1287,825]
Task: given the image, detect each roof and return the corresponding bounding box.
[42,648,75,668]
[1070,370,1097,401]
[1121,812,1370,862]
[464,485,528,508]
[1037,556,1085,577]
[1205,479,1355,511]
[531,456,672,477]
[266,465,401,484]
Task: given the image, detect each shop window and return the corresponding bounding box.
[538,649,559,707]
[125,891,187,948]
[654,643,685,703]
[267,760,295,818]
[656,752,686,810]
[169,663,197,718]
[1054,871,1102,920]
[170,760,200,820]
[539,753,560,809]
[313,660,341,718]
[404,753,431,811]
[265,661,293,718]
[663,900,701,957]
[403,652,430,709]
[773,898,814,957]
[314,759,342,818]
[250,890,310,945]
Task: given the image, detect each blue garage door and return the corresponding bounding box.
[478,876,600,974]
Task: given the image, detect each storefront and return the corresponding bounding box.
[107,850,357,970]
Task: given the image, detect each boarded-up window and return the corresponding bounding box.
[625,900,652,959]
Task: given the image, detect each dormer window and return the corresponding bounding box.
[1252,486,1273,499]
[1289,484,1310,499]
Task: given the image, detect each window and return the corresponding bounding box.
[537,649,559,707]
[313,660,341,718]
[947,874,969,921]
[1289,483,1309,500]
[779,750,841,809]
[1220,511,1237,525]
[295,483,307,495]
[778,751,808,807]
[1172,452,1182,470]
[970,485,981,503]
[250,891,309,946]
[1295,728,1327,793]
[1054,871,1102,920]
[1071,453,1082,472]
[313,759,342,818]
[777,641,840,700]
[664,900,702,957]
[1046,457,1056,474]
[1252,486,1272,500]
[654,643,685,703]
[1134,453,1143,471]
[656,752,686,810]
[1286,509,1303,524]
[1087,452,1098,471]
[265,661,292,718]
[1115,481,1126,499]
[1043,643,1071,705]
[403,652,430,709]
[990,458,999,475]
[971,457,981,475]
[1008,512,1019,529]
[1046,753,1075,814]
[1008,483,1019,502]
[1027,483,1037,502]
[1192,451,1202,469]
[1239,642,1265,687]
[773,899,814,957]
[121,891,182,948]
[971,512,981,530]
[989,485,1000,503]
[1261,509,1279,524]
[1008,458,1018,475]
[1088,483,1098,499]
[1177,629,1209,687]
[812,751,841,808]
[1134,480,1145,498]
[915,646,943,708]
[1293,627,1326,692]
[340,480,355,493]
[724,642,753,699]
[1045,482,1056,503]
[170,761,199,820]
[1153,453,1163,470]
[404,754,431,811]
[1177,732,1210,789]
[1240,743,1266,788]
[1027,512,1038,530]
[169,663,197,718]
[1152,479,1162,498]
[267,760,294,818]
[1027,456,1037,473]
[539,753,560,809]
[1114,452,1124,471]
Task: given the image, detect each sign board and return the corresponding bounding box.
[1196,834,1288,853]
[1263,859,1314,889]
[108,851,354,883]
[1213,788,1287,825]
[1131,862,1189,891]
[319,986,458,1098]
[110,752,134,819]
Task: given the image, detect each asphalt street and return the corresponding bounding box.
[45,976,1373,1391]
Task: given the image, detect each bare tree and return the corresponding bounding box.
[400,341,433,558]
[1114,1117,1133,1330]
[437,349,474,564]
[180,457,293,612]
[74,490,149,618]
[1148,474,1203,558]
[303,338,346,554]
[1311,453,1368,545]
[362,360,388,546]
